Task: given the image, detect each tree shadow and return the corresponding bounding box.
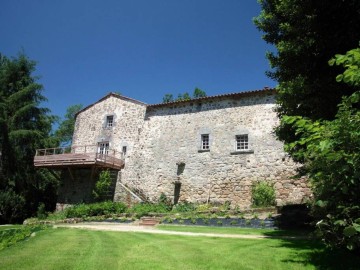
[263,230,360,270]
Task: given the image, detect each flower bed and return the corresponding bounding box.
[161,217,277,229]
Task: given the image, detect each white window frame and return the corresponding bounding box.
[235,134,249,151]
[97,142,109,155]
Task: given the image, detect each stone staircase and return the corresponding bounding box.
[139,217,161,226]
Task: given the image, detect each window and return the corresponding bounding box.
[122,146,127,156]
[98,142,109,155]
[201,134,210,150]
[106,115,114,128]
[236,134,249,150]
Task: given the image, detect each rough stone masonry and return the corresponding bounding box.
[70,88,311,209]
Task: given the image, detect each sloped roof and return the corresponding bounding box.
[75,87,275,117]
[148,87,276,108]
[75,92,147,117]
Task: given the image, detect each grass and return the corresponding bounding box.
[157,225,309,237]
[0,225,22,231]
[0,226,359,270]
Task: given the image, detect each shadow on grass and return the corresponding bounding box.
[264,230,360,270]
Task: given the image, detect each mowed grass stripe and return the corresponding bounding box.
[0,227,355,270]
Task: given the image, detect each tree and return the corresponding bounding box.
[284,47,360,251]
[162,94,174,103]
[0,52,56,223]
[193,87,206,98]
[162,88,207,103]
[54,104,83,146]
[254,0,360,159]
[176,92,191,101]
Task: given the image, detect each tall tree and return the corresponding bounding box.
[55,104,83,146]
[254,0,360,158]
[0,52,56,223]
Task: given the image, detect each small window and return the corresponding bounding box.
[122,146,127,156]
[236,134,249,150]
[106,115,114,128]
[201,134,210,150]
[98,142,109,155]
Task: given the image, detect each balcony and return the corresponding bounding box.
[34,145,125,170]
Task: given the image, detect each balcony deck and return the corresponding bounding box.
[34,145,124,170]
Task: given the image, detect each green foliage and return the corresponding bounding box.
[0,225,45,251]
[158,192,172,209]
[193,87,207,98]
[0,52,57,223]
[92,170,112,201]
[54,104,83,146]
[196,203,212,212]
[162,87,207,103]
[36,203,47,220]
[286,47,360,251]
[65,201,127,218]
[329,47,360,87]
[251,181,276,207]
[172,202,196,212]
[162,94,174,103]
[129,203,170,219]
[254,0,360,157]
[0,189,26,224]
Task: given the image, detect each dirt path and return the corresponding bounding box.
[57,222,300,240]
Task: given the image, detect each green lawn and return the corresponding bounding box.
[157,225,309,237]
[0,227,359,270]
[0,225,22,231]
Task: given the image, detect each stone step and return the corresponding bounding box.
[139,217,160,226]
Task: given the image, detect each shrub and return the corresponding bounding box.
[0,189,26,224]
[252,181,276,207]
[172,202,196,213]
[129,203,170,219]
[37,203,47,220]
[93,170,112,201]
[158,193,172,208]
[196,204,211,212]
[65,201,127,218]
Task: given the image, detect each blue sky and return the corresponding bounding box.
[0,0,275,118]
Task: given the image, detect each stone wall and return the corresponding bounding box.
[120,91,311,208]
[71,90,312,209]
[72,94,147,155]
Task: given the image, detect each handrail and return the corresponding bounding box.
[35,145,124,160]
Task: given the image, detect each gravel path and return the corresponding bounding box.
[57,222,300,240]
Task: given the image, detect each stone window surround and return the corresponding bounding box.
[198,128,212,152]
[120,141,130,157]
[103,113,117,129]
[230,129,254,155]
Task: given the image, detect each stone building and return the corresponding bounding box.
[34,88,311,209]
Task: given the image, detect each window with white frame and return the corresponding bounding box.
[98,142,109,155]
[236,134,249,150]
[106,115,114,128]
[201,134,210,150]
